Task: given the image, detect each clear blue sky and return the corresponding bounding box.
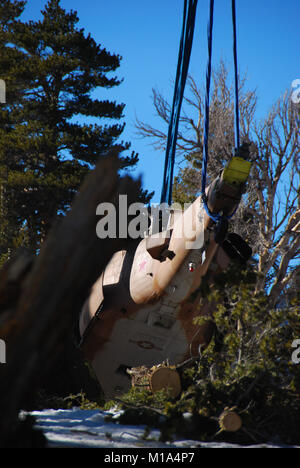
[21,0,299,203]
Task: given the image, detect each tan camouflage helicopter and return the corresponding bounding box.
[78,148,252,397]
[78,0,252,397]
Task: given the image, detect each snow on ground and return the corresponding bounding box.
[26,407,298,449]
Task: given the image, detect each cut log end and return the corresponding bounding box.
[219,410,242,432]
[150,367,181,398]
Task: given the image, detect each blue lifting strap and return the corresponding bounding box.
[232,0,240,153]
[160,0,198,206]
[201,0,241,223]
[160,0,241,223]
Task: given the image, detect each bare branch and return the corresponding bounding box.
[134,60,299,303]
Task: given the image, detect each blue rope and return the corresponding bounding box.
[160,0,241,224]
[232,0,240,153]
[201,0,241,223]
[201,0,220,222]
[160,0,198,205]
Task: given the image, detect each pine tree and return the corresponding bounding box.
[0,0,141,256]
[0,0,28,264]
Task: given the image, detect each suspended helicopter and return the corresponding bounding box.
[78,147,252,397]
[78,0,253,397]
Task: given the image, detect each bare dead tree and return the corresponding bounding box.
[135,60,299,304]
[251,94,299,304]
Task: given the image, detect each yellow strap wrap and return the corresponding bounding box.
[222,157,252,186]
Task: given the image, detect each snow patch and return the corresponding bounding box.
[23,408,299,449]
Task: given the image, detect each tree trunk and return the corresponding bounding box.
[0,151,141,446]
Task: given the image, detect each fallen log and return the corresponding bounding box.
[219,409,242,432]
[150,366,182,398]
[0,151,142,446]
[128,363,182,398]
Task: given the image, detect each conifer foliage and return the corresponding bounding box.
[0,0,138,258]
[110,265,300,445]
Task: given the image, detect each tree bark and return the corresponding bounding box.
[0,151,141,445]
